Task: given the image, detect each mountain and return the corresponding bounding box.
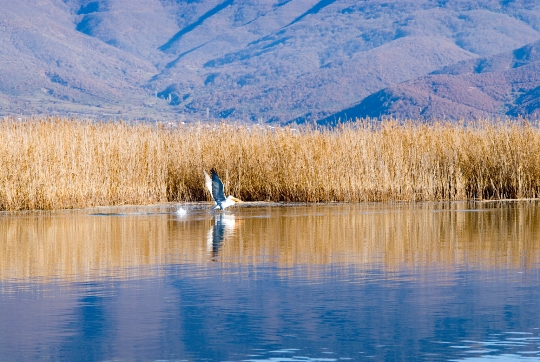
[1,0,540,122]
[511,85,540,117]
[321,39,540,123]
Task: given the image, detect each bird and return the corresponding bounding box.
[204,169,242,210]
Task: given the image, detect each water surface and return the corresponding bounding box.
[1,201,539,361]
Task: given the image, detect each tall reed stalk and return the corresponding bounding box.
[1,116,539,210]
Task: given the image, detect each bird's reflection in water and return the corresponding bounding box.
[206,213,236,260]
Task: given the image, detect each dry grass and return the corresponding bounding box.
[1,116,540,210]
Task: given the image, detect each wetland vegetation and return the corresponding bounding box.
[1,116,540,211]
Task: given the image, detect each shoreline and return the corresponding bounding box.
[2,198,540,215]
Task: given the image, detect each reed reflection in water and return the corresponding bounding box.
[0,202,540,361]
[1,201,540,281]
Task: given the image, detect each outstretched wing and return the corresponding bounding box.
[210,169,227,204]
[204,170,215,203]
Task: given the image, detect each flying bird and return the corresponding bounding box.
[204,169,242,210]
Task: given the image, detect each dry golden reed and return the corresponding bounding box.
[1,116,540,210]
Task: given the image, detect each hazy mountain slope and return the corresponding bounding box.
[0,0,167,116]
[1,0,540,122]
[510,86,540,117]
[182,36,475,122]
[321,40,540,122]
[66,0,180,64]
[145,0,540,122]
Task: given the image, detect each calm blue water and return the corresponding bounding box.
[0,202,539,361]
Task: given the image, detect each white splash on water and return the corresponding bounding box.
[175,207,187,216]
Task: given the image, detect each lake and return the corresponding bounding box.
[1,201,539,361]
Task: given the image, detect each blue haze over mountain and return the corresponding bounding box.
[1,0,540,123]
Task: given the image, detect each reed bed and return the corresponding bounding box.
[1,116,540,210]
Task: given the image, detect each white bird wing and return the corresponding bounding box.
[204,170,216,204]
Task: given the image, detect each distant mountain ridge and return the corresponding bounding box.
[321,40,540,123]
[1,0,540,123]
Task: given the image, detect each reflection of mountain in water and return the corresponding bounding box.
[207,213,236,260]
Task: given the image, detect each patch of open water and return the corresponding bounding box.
[1,201,539,361]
